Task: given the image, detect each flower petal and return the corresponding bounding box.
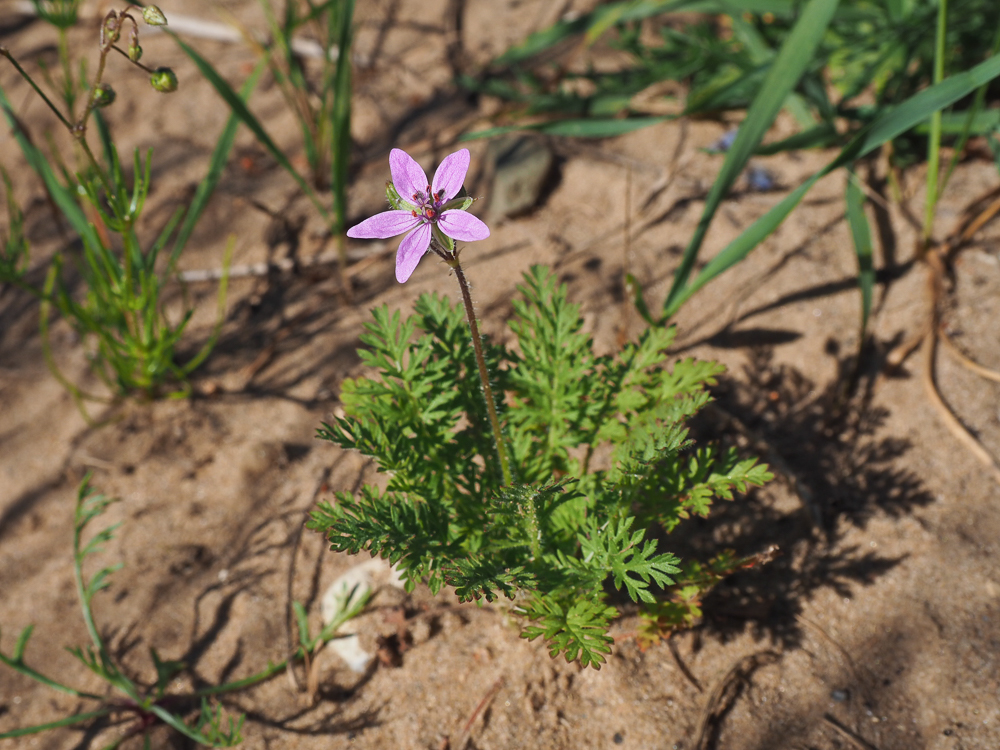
[431,149,470,202]
[395,223,432,283]
[390,149,429,201]
[346,210,420,239]
[438,210,490,242]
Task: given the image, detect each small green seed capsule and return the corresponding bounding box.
[142,5,168,26]
[150,67,178,93]
[93,83,116,108]
[128,42,143,62]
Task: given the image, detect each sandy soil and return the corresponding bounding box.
[2,1,999,749]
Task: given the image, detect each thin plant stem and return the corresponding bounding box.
[444,250,513,487]
[75,47,109,139]
[922,0,948,249]
[0,48,73,130]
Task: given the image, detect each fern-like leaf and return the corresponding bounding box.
[520,594,616,669]
[579,516,679,603]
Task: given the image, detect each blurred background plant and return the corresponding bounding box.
[0,476,370,747]
[26,0,87,122]
[0,166,30,286]
[173,0,356,278]
[0,5,241,419]
[462,0,1000,328]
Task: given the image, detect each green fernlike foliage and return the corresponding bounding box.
[308,266,771,668]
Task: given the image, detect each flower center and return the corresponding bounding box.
[410,185,446,223]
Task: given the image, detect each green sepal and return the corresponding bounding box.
[386,180,415,211]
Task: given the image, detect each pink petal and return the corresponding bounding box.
[431,149,470,202]
[395,223,433,283]
[390,149,429,201]
[438,210,490,242]
[346,210,420,239]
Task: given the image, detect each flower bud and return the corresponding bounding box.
[150,67,178,93]
[93,83,116,108]
[103,15,121,44]
[142,5,168,26]
[128,42,143,62]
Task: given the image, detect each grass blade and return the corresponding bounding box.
[661,0,842,318]
[330,0,355,235]
[169,33,330,223]
[845,169,874,338]
[496,0,800,65]
[662,51,1000,317]
[0,85,100,251]
[0,708,114,739]
[167,59,266,272]
[462,116,669,141]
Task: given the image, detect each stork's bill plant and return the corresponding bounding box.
[310,149,771,668]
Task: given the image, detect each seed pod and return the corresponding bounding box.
[142,6,168,26]
[93,83,116,108]
[149,67,178,93]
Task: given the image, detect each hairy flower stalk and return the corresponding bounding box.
[440,243,513,487]
[346,148,513,485]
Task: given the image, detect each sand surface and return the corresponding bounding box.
[2,2,999,748]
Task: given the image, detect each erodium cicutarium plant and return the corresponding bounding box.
[309,148,773,668]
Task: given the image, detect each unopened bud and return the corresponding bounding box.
[128,42,143,62]
[142,6,167,26]
[103,15,121,44]
[93,83,116,108]
[149,67,178,93]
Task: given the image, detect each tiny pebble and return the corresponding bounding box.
[831,689,849,702]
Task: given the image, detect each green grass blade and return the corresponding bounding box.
[921,0,949,245]
[0,707,114,739]
[147,704,218,745]
[462,116,669,141]
[167,59,266,273]
[845,169,874,338]
[330,0,355,235]
[754,121,840,154]
[495,16,590,65]
[662,51,1000,317]
[661,0,842,318]
[169,33,330,223]
[496,0,800,65]
[0,85,100,251]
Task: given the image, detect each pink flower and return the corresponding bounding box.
[346,148,490,283]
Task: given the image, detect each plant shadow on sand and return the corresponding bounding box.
[661,345,934,648]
